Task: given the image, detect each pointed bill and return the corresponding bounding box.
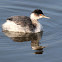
[42,15,50,19]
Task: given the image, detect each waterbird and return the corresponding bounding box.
[2,9,50,33]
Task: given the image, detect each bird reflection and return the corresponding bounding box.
[3,31,45,54]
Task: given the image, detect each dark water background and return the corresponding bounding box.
[0,0,62,62]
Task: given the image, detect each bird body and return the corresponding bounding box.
[2,9,49,33]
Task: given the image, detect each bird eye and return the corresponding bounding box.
[39,14,42,16]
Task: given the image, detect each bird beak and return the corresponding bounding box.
[42,15,50,19]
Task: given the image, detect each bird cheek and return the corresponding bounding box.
[39,16,43,18]
[39,14,42,16]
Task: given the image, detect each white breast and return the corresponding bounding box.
[2,20,43,33]
[2,20,26,32]
[35,22,43,33]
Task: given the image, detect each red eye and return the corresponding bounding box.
[39,14,42,16]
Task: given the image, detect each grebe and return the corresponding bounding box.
[2,9,49,33]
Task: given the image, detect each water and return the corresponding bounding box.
[0,0,62,62]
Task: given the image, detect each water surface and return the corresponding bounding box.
[0,0,62,62]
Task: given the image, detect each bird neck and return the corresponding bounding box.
[30,13,39,24]
[30,13,38,20]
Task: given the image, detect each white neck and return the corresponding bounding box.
[30,13,39,20]
[30,13,39,24]
[30,13,42,33]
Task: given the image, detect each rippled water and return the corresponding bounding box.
[0,0,62,62]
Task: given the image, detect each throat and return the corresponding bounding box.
[31,19,38,24]
[31,18,38,27]
[30,13,39,24]
[31,19,41,33]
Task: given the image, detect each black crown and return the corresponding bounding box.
[32,9,44,15]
